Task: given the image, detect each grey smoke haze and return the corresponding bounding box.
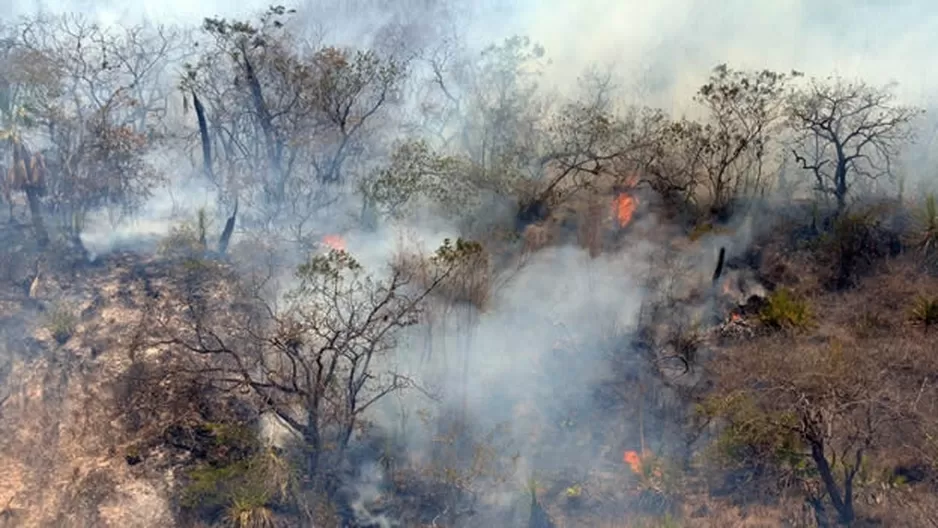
[6,0,938,108]
[5,0,938,525]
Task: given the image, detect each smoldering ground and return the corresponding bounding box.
[281,236,656,526]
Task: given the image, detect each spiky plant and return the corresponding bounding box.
[910,296,938,333]
[45,303,77,345]
[911,193,938,257]
[224,498,276,528]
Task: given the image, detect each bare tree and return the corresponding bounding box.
[693,64,797,215]
[418,41,664,230]
[418,36,554,210]
[0,14,181,244]
[788,77,922,213]
[149,239,480,477]
[185,5,405,238]
[0,20,59,237]
[637,65,797,217]
[706,338,925,525]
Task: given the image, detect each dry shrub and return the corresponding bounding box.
[158,209,212,258]
[852,309,893,339]
[814,256,938,338]
[523,222,552,253]
[816,205,901,289]
[394,238,491,311]
[707,256,938,525]
[578,193,607,258]
[688,221,734,242]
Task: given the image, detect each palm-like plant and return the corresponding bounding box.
[912,193,938,257]
[910,295,938,333]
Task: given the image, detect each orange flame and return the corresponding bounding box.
[730,313,742,322]
[623,450,643,474]
[322,234,346,251]
[614,193,637,228]
[624,449,663,480]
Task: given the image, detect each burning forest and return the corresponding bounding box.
[1,2,938,527]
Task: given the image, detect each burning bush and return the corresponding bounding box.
[613,192,638,229]
[622,449,682,517]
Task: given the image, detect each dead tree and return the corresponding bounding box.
[788,78,920,214]
[712,246,726,285]
[216,197,237,255]
[191,90,213,180]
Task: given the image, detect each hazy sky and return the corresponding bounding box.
[516,0,938,107]
[4,0,937,108]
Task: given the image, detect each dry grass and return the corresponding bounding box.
[703,240,938,526]
[0,250,246,527]
[812,257,938,336]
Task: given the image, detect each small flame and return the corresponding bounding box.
[623,449,663,480]
[623,450,642,474]
[730,313,742,322]
[614,193,637,228]
[322,234,346,251]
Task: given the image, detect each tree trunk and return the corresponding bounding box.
[304,413,322,478]
[809,440,855,524]
[808,495,832,528]
[843,472,856,524]
[217,198,238,255]
[191,90,213,180]
[24,187,49,249]
[360,196,378,232]
[834,144,848,215]
[239,44,284,202]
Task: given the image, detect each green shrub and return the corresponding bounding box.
[45,304,77,344]
[181,423,297,525]
[910,296,938,332]
[759,288,813,330]
[696,394,812,501]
